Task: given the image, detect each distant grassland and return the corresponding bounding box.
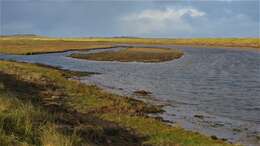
[0,60,233,146]
[70,47,183,62]
[0,38,113,55]
[65,37,260,49]
[0,35,259,55]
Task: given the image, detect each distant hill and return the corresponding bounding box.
[0,34,46,38]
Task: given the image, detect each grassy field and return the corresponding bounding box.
[0,35,259,55]
[64,37,260,49]
[0,60,233,146]
[70,47,184,62]
[0,37,113,55]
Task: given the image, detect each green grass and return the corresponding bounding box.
[0,60,234,146]
[0,91,84,146]
[70,47,184,63]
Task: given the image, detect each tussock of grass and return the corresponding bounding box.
[0,60,233,145]
[70,47,183,62]
[40,123,85,146]
[0,93,83,146]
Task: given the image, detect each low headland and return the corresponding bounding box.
[69,47,184,63]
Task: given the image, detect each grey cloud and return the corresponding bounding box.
[1,0,259,37]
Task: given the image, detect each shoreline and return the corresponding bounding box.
[83,72,260,146]
[81,75,246,145]
[1,61,233,145]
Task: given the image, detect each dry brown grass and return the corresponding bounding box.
[1,36,259,55]
[56,37,260,50]
[0,39,113,55]
[70,47,184,62]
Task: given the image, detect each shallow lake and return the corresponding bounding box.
[1,45,259,145]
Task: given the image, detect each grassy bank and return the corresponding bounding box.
[0,36,259,55]
[0,60,233,146]
[70,47,183,63]
[0,38,113,55]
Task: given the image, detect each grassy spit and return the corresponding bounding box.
[0,36,259,55]
[70,47,184,63]
[0,60,234,146]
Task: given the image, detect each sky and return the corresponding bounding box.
[1,0,259,38]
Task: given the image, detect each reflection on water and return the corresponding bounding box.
[1,46,260,145]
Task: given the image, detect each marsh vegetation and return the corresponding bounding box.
[70,47,183,63]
